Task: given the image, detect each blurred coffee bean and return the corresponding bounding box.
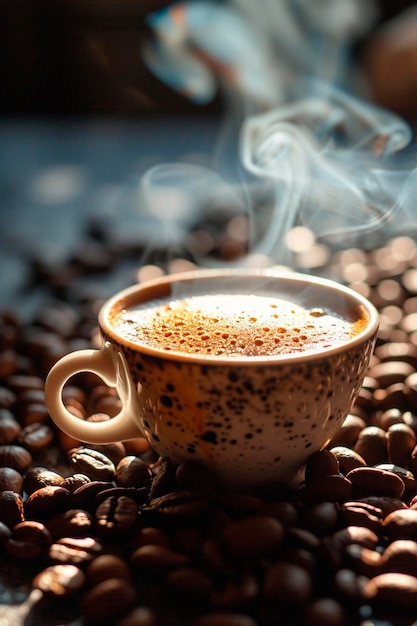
[222,515,284,559]
[49,536,102,566]
[86,553,132,586]
[0,466,24,493]
[33,563,86,597]
[302,597,346,626]
[364,572,417,614]
[17,422,54,451]
[383,509,417,540]
[346,466,405,499]
[353,427,388,466]
[130,544,190,576]
[379,539,417,575]
[387,423,416,467]
[46,509,95,540]
[374,463,416,493]
[303,474,354,504]
[6,520,52,560]
[0,409,21,443]
[262,562,313,607]
[328,414,366,448]
[339,501,383,533]
[81,577,137,624]
[0,444,32,472]
[304,450,339,485]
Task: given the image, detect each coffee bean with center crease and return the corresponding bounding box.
[140,490,210,525]
[70,448,115,481]
[96,496,139,538]
[364,572,417,614]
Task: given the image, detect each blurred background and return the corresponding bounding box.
[0,0,416,120]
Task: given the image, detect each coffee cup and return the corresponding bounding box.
[45,269,379,489]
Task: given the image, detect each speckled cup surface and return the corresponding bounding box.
[45,269,379,490]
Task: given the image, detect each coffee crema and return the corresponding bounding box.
[110,294,368,357]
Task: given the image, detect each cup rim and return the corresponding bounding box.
[99,268,379,365]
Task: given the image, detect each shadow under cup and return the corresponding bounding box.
[47,269,380,490]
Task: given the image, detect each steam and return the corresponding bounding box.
[140,0,417,264]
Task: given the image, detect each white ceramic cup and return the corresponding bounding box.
[45,269,379,489]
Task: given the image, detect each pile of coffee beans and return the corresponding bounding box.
[2,226,417,625]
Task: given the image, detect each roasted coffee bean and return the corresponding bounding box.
[346,466,405,498]
[118,607,157,626]
[0,386,16,409]
[5,374,44,393]
[86,553,132,586]
[70,447,115,481]
[23,467,65,494]
[382,508,417,540]
[374,463,416,493]
[131,526,172,550]
[369,360,415,387]
[357,495,408,517]
[0,466,23,493]
[96,486,148,505]
[328,414,366,448]
[33,563,86,597]
[46,509,95,540]
[304,474,354,504]
[87,441,126,466]
[0,444,32,472]
[354,427,388,466]
[302,597,347,626]
[299,502,339,536]
[339,501,383,533]
[116,455,152,489]
[130,544,190,575]
[164,566,213,602]
[222,515,284,558]
[320,526,379,569]
[387,423,416,467]
[0,490,24,526]
[17,422,54,451]
[379,539,417,574]
[81,577,137,624]
[96,496,139,538]
[259,500,298,528]
[304,449,339,485]
[377,407,405,430]
[176,460,220,495]
[140,490,210,524]
[6,520,52,560]
[364,572,417,613]
[329,446,367,475]
[262,561,313,607]
[25,485,72,521]
[0,409,21,444]
[61,473,91,493]
[49,536,102,565]
[345,544,382,577]
[71,480,111,512]
[0,350,19,378]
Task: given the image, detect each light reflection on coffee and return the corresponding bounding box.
[111,293,368,357]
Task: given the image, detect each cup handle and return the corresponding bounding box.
[45,342,142,444]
